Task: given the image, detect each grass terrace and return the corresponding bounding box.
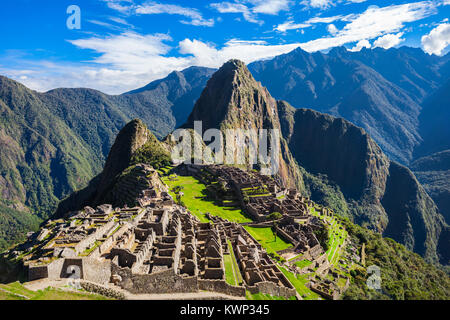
[310,206,348,266]
[161,174,251,223]
[243,226,292,255]
[295,259,313,269]
[279,268,322,300]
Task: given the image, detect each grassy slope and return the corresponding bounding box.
[0,282,110,300]
[243,226,292,254]
[0,202,41,251]
[161,174,251,223]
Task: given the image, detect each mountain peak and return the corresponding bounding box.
[183,59,276,131]
[94,119,150,201]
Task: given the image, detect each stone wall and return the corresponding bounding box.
[28,265,48,281]
[83,258,111,285]
[47,258,65,280]
[246,281,297,299]
[112,265,198,294]
[29,257,111,285]
[74,219,116,254]
[80,281,126,300]
[198,280,245,297]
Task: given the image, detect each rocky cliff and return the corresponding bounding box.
[183,59,303,189]
[277,103,447,264]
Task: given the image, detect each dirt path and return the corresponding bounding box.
[124,291,245,300]
[22,279,244,300]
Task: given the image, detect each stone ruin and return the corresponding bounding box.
[18,163,346,300]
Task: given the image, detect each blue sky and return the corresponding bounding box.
[0,0,449,94]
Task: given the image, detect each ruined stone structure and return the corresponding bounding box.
[18,163,349,300]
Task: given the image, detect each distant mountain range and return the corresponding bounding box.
[248,46,450,165]
[0,46,449,267]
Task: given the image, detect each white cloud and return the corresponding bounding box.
[373,32,405,49]
[3,32,302,94]
[444,0,450,5]
[348,39,371,51]
[327,24,338,35]
[274,20,310,32]
[102,0,214,27]
[211,0,291,24]
[102,0,134,14]
[421,23,450,55]
[274,14,351,32]
[299,1,437,52]
[135,2,214,26]
[179,38,300,68]
[304,0,333,9]
[250,0,291,14]
[210,2,261,24]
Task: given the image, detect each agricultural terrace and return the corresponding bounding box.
[310,207,348,266]
[279,267,322,300]
[243,226,292,255]
[224,241,243,286]
[161,172,251,223]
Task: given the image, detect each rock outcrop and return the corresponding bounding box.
[183,59,303,189]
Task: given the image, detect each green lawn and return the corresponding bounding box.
[244,226,292,255]
[295,259,312,269]
[228,241,243,284]
[0,282,111,300]
[162,175,251,223]
[224,255,237,285]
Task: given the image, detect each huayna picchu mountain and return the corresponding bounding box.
[183,59,303,190]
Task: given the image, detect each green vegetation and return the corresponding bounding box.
[130,134,171,169]
[0,282,111,300]
[228,241,243,285]
[313,224,330,252]
[224,255,236,286]
[339,216,450,300]
[0,202,41,251]
[162,175,251,223]
[279,267,321,300]
[300,167,350,219]
[294,259,312,269]
[81,241,102,257]
[244,226,292,255]
[267,212,282,221]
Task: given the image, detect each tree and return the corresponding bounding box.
[172,186,184,205]
[272,220,279,241]
[268,212,282,221]
[314,224,330,252]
